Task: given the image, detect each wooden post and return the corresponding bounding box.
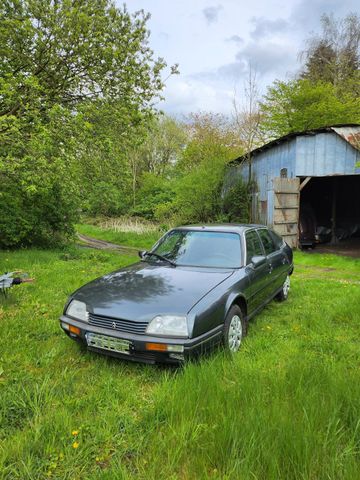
[331,177,338,244]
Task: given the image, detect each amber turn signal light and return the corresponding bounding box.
[69,325,81,335]
[145,342,168,352]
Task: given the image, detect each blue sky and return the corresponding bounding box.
[125,0,360,116]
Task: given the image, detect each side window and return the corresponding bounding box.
[269,229,284,249]
[245,230,264,264]
[257,229,276,256]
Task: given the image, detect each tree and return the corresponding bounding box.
[155,113,242,224]
[140,116,186,176]
[177,112,241,173]
[0,0,170,247]
[0,1,166,119]
[300,13,360,89]
[260,78,360,139]
[232,66,265,169]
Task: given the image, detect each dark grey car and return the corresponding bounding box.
[60,225,293,364]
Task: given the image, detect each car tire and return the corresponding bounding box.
[223,305,247,354]
[276,274,290,302]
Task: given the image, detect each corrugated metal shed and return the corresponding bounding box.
[226,124,360,247]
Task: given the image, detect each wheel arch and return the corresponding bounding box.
[225,293,248,319]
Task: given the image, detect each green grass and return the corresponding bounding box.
[1,245,360,479]
[76,223,161,251]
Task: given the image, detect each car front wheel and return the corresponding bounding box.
[223,305,247,353]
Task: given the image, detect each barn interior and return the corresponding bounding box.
[299,175,360,253]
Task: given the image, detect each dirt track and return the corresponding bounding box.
[77,233,140,254]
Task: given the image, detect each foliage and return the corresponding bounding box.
[0,0,165,115]
[132,173,174,219]
[222,178,251,223]
[260,78,360,138]
[300,13,360,88]
[260,13,360,139]
[1,244,360,478]
[158,156,227,224]
[153,113,244,224]
[140,116,187,176]
[177,112,241,172]
[0,0,168,247]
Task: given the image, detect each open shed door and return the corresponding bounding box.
[271,177,300,248]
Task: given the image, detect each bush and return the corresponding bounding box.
[155,157,227,224]
[222,178,251,223]
[85,182,129,217]
[132,173,174,219]
[0,179,77,248]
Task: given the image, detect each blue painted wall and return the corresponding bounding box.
[295,132,360,176]
[226,130,360,226]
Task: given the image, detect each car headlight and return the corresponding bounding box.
[146,315,188,337]
[66,299,89,322]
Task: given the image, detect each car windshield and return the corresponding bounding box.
[151,230,242,268]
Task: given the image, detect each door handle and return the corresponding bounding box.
[268,263,273,274]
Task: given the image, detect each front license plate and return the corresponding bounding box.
[86,332,131,355]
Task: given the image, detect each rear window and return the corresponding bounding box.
[257,229,277,256]
[269,230,284,249]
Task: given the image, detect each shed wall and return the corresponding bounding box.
[225,130,360,231]
[295,132,360,176]
[241,139,297,202]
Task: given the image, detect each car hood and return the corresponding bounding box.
[72,261,234,321]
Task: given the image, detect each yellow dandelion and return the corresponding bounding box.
[72,441,79,449]
[72,430,79,436]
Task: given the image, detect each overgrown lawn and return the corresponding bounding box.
[1,245,360,479]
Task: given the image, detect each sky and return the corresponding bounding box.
[125,0,360,117]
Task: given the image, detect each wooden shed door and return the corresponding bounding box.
[272,177,300,248]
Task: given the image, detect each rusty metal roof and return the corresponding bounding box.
[231,123,360,165]
[331,125,360,150]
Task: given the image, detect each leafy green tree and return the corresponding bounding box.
[300,13,360,89]
[260,79,360,138]
[0,0,168,247]
[175,113,242,172]
[132,173,174,219]
[155,113,243,224]
[0,0,165,118]
[140,116,187,176]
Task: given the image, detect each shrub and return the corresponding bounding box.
[222,178,251,223]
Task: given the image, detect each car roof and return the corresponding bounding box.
[173,224,267,234]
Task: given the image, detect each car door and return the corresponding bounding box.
[269,229,291,280]
[244,229,270,314]
[257,228,284,298]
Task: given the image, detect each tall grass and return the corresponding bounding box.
[99,217,161,234]
[76,218,163,250]
[0,246,359,479]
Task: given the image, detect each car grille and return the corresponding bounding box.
[88,313,148,335]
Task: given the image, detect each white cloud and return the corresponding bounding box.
[161,77,235,115]
[125,0,360,115]
[202,5,223,25]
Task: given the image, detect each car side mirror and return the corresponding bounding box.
[251,255,266,268]
[138,250,147,259]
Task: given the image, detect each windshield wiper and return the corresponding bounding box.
[143,251,176,267]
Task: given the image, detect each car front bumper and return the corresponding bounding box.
[59,315,223,364]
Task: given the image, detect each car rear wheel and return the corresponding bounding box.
[223,305,247,353]
[276,274,290,301]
